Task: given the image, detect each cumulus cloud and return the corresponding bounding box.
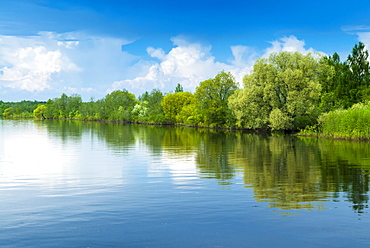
[1,47,64,91]
[0,31,137,100]
[147,47,166,60]
[0,34,78,92]
[111,36,258,93]
[112,37,229,93]
[0,32,321,100]
[0,37,79,92]
[112,35,318,94]
[264,35,317,57]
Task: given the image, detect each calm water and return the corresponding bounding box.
[1,118,370,247]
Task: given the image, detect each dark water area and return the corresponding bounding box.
[1,118,370,247]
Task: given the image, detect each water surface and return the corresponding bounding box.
[1,118,370,247]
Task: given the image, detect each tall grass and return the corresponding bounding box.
[303,102,370,140]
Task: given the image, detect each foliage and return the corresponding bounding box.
[309,102,370,140]
[103,90,136,121]
[33,105,47,118]
[132,101,149,122]
[320,42,370,111]
[45,93,83,119]
[174,83,184,93]
[1,100,42,117]
[161,92,195,123]
[137,89,166,123]
[229,52,331,130]
[193,71,238,127]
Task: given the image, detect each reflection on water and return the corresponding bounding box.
[31,121,370,213]
[2,118,370,247]
[4,118,370,214]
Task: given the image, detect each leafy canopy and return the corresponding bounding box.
[229,51,332,130]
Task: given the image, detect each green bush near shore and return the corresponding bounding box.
[300,102,370,140]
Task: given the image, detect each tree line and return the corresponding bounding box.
[2,42,370,135]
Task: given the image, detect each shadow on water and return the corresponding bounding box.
[32,119,370,214]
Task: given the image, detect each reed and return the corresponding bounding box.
[300,102,370,140]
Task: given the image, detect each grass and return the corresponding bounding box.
[299,102,370,140]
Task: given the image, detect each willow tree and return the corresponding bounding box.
[229,51,333,130]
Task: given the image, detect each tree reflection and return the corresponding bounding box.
[188,130,370,213]
[35,119,84,143]
[230,134,329,210]
[33,119,370,213]
[195,130,236,184]
[93,122,136,153]
[302,138,370,213]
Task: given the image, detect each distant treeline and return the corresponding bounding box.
[2,42,370,138]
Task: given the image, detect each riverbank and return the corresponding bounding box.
[297,102,370,141]
[1,115,265,133]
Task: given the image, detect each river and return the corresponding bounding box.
[1,118,369,247]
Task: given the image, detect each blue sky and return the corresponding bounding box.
[1,0,370,101]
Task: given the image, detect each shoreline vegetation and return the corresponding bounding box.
[2,42,370,140]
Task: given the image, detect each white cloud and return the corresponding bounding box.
[0,31,137,100]
[57,40,80,49]
[112,35,321,95]
[112,36,253,93]
[342,25,370,33]
[0,32,322,101]
[147,47,166,60]
[264,35,317,57]
[0,34,78,92]
[0,42,78,92]
[355,32,370,48]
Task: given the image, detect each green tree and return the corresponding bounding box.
[3,107,14,117]
[194,71,238,127]
[103,90,136,121]
[131,101,149,122]
[33,105,47,119]
[161,91,195,123]
[53,93,69,118]
[319,53,349,111]
[80,98,98,120]
[0,101,9,116]
[49,93,82,119]
[175,83,184,93]
[320,42,370,110]
[229,52,331,130]
[347,42,370,102]
[138,89,165,123]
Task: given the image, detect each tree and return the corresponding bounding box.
[348,42,370,87]
[132,101,149,122]
[347,42,370,102]
[229,52,331,130]
[104,90,136,121]
[194,71,238,127]
[50,93,82,119]
[161,92,195,123]
[319,53,348,111]
[175,83,184,93]
[33,105,47,119]
[137,89,165,123]
[320,42,370,110]
[3,107,14,117]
